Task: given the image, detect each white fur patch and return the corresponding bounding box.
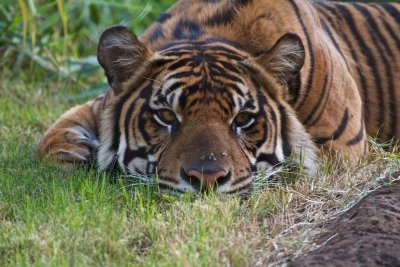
[269,42,303,74]
[285,111,318,176]
[97,109,118,172]
[127,157,148,174]
[67,127,100,148]
[275,137,285,162]
[117,134,128,173]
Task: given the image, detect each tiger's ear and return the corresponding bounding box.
[97,25,153,92]
[256,33,305,84]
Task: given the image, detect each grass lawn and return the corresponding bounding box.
[1,0,400,266]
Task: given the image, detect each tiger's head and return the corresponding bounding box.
[97,26,316,194]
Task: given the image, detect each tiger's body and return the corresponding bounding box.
[38,0,400,194]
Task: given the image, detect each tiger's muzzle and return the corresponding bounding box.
[157,121,252,193]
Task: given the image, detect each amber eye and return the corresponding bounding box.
[233,112,255,129]
[154,109,178,127]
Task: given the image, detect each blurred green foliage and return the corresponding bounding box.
[0,0,398,84]
[0,0,176,82]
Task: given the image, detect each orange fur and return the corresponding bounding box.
[38,0,400,193]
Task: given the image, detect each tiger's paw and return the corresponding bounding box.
[38,126,99,170]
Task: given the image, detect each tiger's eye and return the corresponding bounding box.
[234,112,253,127]
[158,109,177,124]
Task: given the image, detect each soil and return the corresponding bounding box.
[290,180,400,267]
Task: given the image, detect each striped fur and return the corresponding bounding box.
[38,0,400,193]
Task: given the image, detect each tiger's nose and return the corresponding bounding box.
[186,169,229,189]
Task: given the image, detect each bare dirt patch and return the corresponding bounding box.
[290,180,400,267]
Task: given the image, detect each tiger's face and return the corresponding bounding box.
[97,26,317,194]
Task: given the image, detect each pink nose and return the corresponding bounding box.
[187,169,227,189]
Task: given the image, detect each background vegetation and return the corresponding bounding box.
[1,0,399,266]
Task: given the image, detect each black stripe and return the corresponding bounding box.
[279,105,293,158]
[168,58,193,71]
[226,83,245,97]
[148,141,164,156]
[161,50,194,57]
[263,96,278,151]
[136,104,152,146]
[159,175,179,185]
[204,47,244,61]
[166,81,186,93]
[206,8,236,26]
[217,60,242,75]
[243,98,256,110]
[370,4,400,52]
[336,4,385,126]
[379,3,400,24]
[303,72,329,127]
[288,0,315,110]
[209,66,244,84]
[353,4,394,58]
[347,116,365,146]
[320,5,370,122]
[160,37,243,52]
[248,86,268,154]
[149,57,176,69]
[288,73,301,103]
[353,3,395,138]
[231,174,251,187]
[319,18,344,60]
[178,92,188,110]
[157,12,172,23]
[306,49,335,128]
[315,108,349,144]
[160,43,244,61]
[159,41,195,51]
[149,27,165,42]
[183,95,231,116]
[124,99,137,148]
[317,14,351,72]
[111,92,131,154]
[173,19,203,40]
[123,147,147,168]
[122,80,156,170]
[95,95,104,101]
[169,70,202,79]
[234,0,252,8]
[257,153,282,167]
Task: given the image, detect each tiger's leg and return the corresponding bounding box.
[37,91,111,169]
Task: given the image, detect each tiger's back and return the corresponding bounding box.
[314,2,400,142]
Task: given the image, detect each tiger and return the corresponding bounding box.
[38,0,400,194]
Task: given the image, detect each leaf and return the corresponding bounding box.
[89,3,100,24]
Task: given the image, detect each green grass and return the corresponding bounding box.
[2,74,399,267]
[1,0,400,266]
